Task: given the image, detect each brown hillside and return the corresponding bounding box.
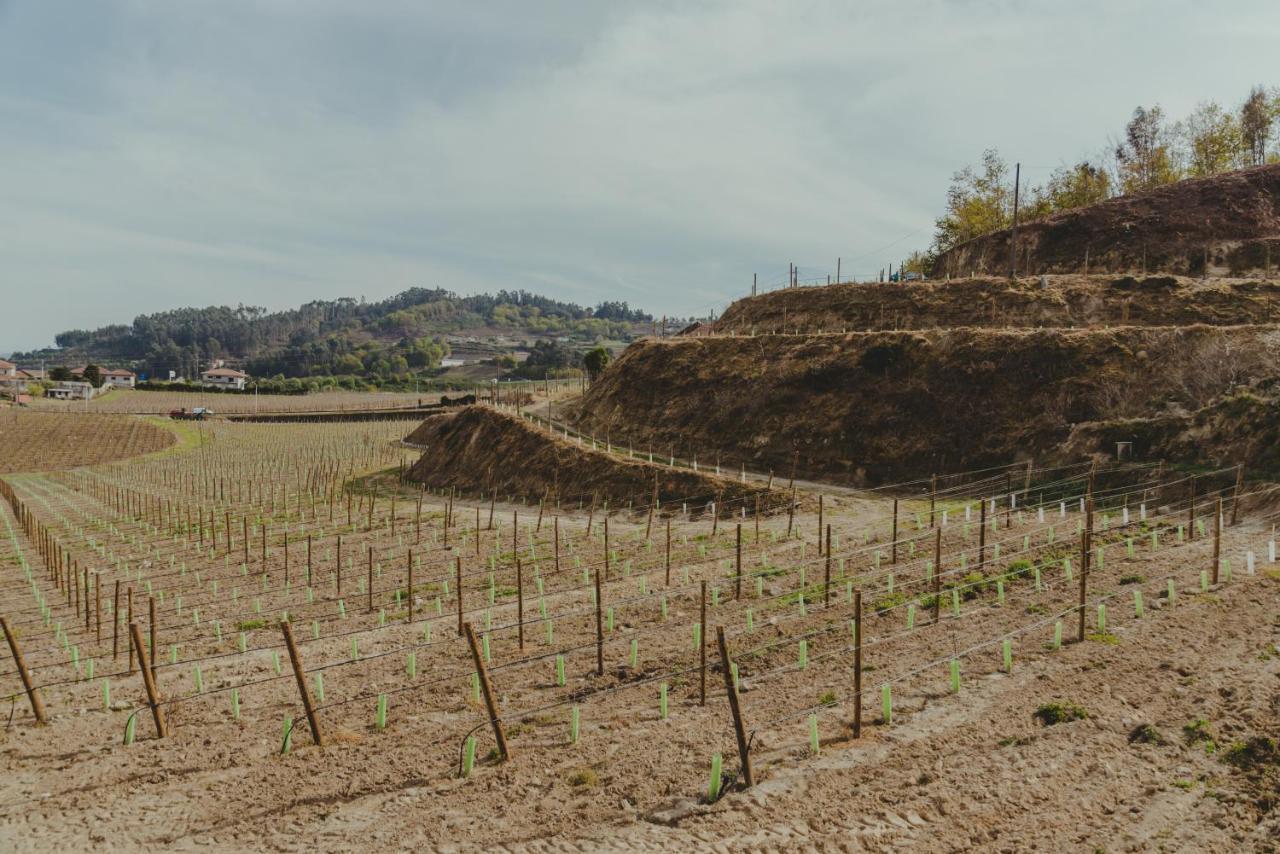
[405,405,781,514]
[713,275,1280,334]
[571,326,1280,485]
[934,164,1280,278]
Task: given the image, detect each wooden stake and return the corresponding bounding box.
[149,596,158,684]
[929,474,937,527]
[891,498,899,564]
[456,556,464,637]
[113,580,120,660]
[665,517,672,586]
[978,497,987,570]
[464,622,508,761]
[129,622,167,738]
[280,620,323,746]
[516,559,524,650]
[700,580,707,706]
[1,616,46,724]
[932,526,942,623]
[716,625,754,788]
[407,549,414,622]
[735,523,743,599]
[1213,497,1222,584]
[852,590,863,738]
[595,560,604,677]
[367,547,373,613]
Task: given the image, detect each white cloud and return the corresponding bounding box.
[2,0,1279,351]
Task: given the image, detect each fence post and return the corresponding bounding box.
[280,620,324,746]
[464,622,508,761]
[1,616,46,724]
[716,626,754,788]
[1213,497,1222,584]
[129,622,167,738]
[852,590,863,738]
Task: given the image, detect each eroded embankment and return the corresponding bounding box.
[713,275,1280,334]
[405,405,781,513]
[572,325,1280,485]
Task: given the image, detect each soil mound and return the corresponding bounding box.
[405,405,781,514]
[934,164,1280,278]
[572,326,1280,485]
[713,275,1280,334]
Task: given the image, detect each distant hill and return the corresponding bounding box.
[935,164,1280,278]
[12,288,653,384]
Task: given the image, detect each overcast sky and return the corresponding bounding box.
[3,0,1279,353]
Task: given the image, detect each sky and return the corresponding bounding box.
[3,0,1279,354]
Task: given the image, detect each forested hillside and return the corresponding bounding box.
[15,289,651,382]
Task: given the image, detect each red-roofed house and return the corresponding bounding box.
[102,368,136,388]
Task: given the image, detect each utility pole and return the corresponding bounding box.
[1009,162,1021,279]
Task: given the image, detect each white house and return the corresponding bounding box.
[200,367,248,390]
[48,381,96,400]
[102,368,137,388]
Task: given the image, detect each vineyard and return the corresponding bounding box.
[0,412,176,474]
[0,409,1277,849]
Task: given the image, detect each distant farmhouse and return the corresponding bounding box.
[200,367,249,390]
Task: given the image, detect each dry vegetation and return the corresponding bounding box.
[0,411,175,474]
[35,388,440,415]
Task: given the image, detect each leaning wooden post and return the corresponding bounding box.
[129,622,167,738]
[464,622,509,761]
[700,580,708,706]
[280,620,324,746]
[852,590,863,739]
[148,596,158,684]
[1212,497,1222,584]
[1,616,46,724]
[716,626,754,788]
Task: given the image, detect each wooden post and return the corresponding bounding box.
[735,523,743,599]
[824,524,834,612]
[516,559,524,650]
[129,622,167,738]
[95,572,101,643]
[978,497,987,570]
[716,626,754,788]
[700,580,707,706]
[336,535,342,595]
[554,517,560,574]
[280,620,324,746]
[407,549,414,622]
[1213,497,1222,584]
[307,535,313,586]
[1188,476,1196,541]
[817,494,824,554]
[456,556,464,637]
[665,517,672,586]
[149,596,158,684]
[891,498,899,564]
[1078,502,1092,642]
[932,526,942,623]
[1,616,46,724]
[595,560,604,676]
[929,474,937,527]
[852,590,863,738]
[112,580,120,660]
[243,516,248,566]
[367,547,373,613]
[127,588,134,674]
[464,622,508,761]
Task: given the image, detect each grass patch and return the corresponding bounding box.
[1087,631,1120,645]
[1119,574,1146,585]
[567,768,598,787]
[1034,702,1089,726]
[1222,736,1278,769]
[1183,719,1217,753]
[817,690,837,706]
[236,619,267,632]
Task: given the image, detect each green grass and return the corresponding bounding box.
[1034,702,1089,726]
[1087,631,1120,645]
[567,768,598,787]
[236,619,267,631]
[1183,719,1217,753]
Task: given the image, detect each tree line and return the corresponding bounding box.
[916,85,1279,268]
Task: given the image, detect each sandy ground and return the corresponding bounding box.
[0,427,1276,852]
